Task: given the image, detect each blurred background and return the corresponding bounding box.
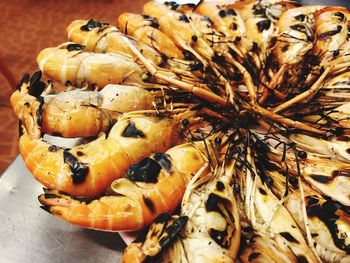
[0,0,349,173]
[0,0,147,172]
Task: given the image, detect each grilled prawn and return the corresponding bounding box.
[123,132,241,262]
[67,19,163,66]
[38,141,207,231]
[20,109,184,197]
[267,169,350,262]
[238,137,318,263]
[11,72,154,138]
[37,42,148,88]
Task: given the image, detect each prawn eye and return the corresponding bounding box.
[181,119,189,127]
[297,150,307,159]
[288,176,298,187]
[214,137,222,146]
[179,14,190,23]
[265,176,273,187]
[127,157,162,183]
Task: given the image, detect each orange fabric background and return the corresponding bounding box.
[0,0,147,172]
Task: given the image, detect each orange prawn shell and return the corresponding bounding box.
[20,115,181,197]
[313,6,350,56]
[117,13,184,59]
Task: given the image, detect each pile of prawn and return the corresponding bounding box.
[10,0,350,262]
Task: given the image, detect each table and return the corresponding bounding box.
[0,156,126,263]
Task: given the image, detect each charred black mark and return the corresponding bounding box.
[251,42,259,52]
[80,19,108,31]
[122,122,145,138]
[190,61,203,71]
[310,174,332,184]
[153,153,172,173]
[205,193,236,248]
[257,19,271,32]
[63,149,89,184]
[218,9,226,17]
[191,35,198,42]
[282,45,289,52]
[248,252,261,261]
[66,43,85,52]
[16,73,30,90]
[212,54,226,66]
[76,151,84,157]
[48,145,59,152]
[159,216,188,248]
[149,20,159,28]
[280,232,300,244]
[153,212,171,224]
[164,1,179,10]
[296,255,309,263]
[206,192,235,223]
[40,205,52,214]
[216,181,225,191]
[127,157,162,183]
[288,176,298,187]
[231,23,238,30]
[330,127,345,136]
[203,16,213,25]
[179,14,190,23]
[334,12,345,22]
[258,187,267,195]
[18,120,24,136]
[265,176,273,187]
[209,228,230,248]
[30,71,42,86]
[307,196,350,253]
[143,196,155,213]
[290,24,306,32]
[43,193,59,199]
[295,14,306,22]
[36,96,44,127]
[28,71,46,97]
[319,26,343,39]
[226,8,237,16]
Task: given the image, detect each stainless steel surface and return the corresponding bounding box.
[2,0,350,262]
[0,156,126,263]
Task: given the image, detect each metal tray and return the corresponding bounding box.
[1,0,350,262]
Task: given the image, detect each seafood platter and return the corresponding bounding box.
[5,0,350,261]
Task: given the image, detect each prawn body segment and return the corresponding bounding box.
[37,42,147,88]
